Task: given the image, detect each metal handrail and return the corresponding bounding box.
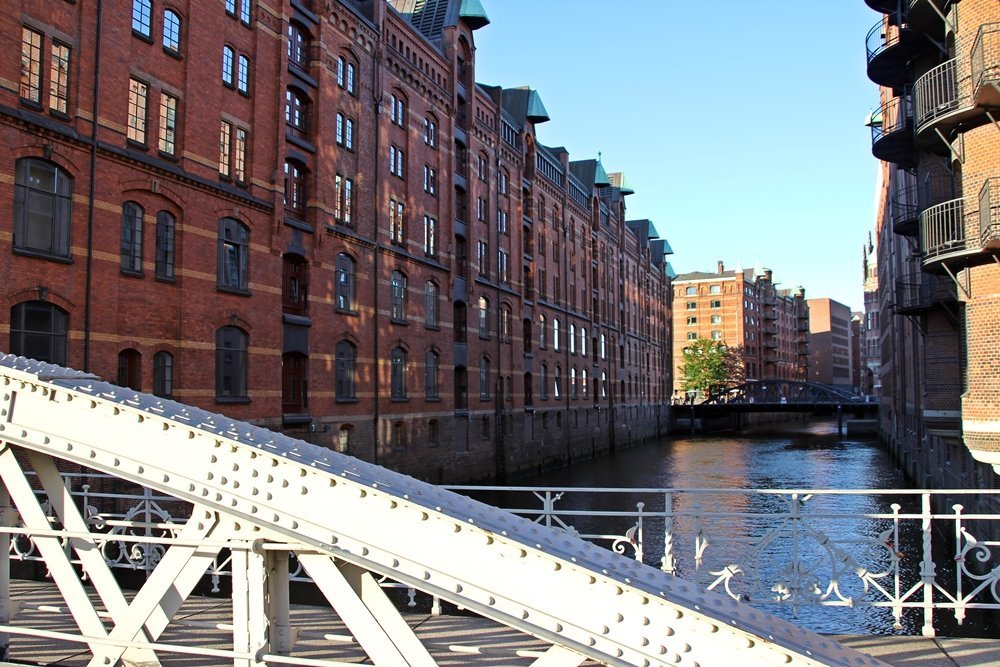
[914,58,970,130]
[866,17,907,64]
[920,197,966,260]
[871,94,912,145]
[980,177,1000,245]
[971,22,1000,98]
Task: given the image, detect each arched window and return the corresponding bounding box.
[524,372,534,406]
[600,333,607,360]
[13,158,73,258]
[580,327,587,357]
[453,301,467,343]
[117,348,142,390]
[217,218,249,291]
[581,369,589,399]
[163,9,182,53]
[132,0,152,37]
[538,314,546,349]
[237,55,250,93]
[569,323,576,354]
[155,211,175,280]
[391,271,407,322]
[216,325,248,399]
[570,367,578,398]
[500,305,511,342]
[153,351,173,398]
[424,281,439,328]
[120,201,144,274]
[425,350,439,399]
[222,46,235,86]
[335,341,357,400]
[287,22,309,69]
[553,366,561,399]
[523,318,532,353]
[337,56,356,94]
[479,357,491,399]
[10,301,68,365]
[539,364,549,400]
[685,286,697,296]
[478,296,490,338]
[335,253,356,311]
[553,318,560,351]
[454,365,468,410]
[390,347,407,398]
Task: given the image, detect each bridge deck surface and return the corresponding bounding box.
[2,581,995,667]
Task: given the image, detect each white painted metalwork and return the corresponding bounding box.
[0,354,887,666]
[446,485,1000,637]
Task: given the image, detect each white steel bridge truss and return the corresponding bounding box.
[0,354,886,667]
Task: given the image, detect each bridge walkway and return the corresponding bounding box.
[1,580,995,667]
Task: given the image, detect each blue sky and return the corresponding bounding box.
[472,2,880,311]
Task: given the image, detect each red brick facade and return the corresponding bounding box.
[671,262,808,397]
[865,0,1000,486]
[1,0,674,483]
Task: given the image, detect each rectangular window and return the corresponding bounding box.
[342,176,353,226]
[710,299,722,308]
[423,166,436,195]
[155,212,175,280]
[497,209,508,234]
[686,301,697,310]
[476,197,485,221]
[687,316,697,325]
[423,215,436,257]
[49,42,70,114]
[498,249,510,284]
[234,127,247,183]
[345,118,354,150]
[389,198,405,245]
[389,145,404,177]
[226,0,237,16]
[127,78,149,144]
[477,240,489,276]
[334,174,343,221]
[158,92,178,155]
[219,120,232,177]
[132,0,152,37]
[20,27,43,104]
[423,118,436,146]
[240,0,252,25]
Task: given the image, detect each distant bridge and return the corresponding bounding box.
[675,381,876,434]
[700,380,868,409]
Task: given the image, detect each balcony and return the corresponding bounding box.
[764,350,778,364]
[905,0,952,32]
[980,177,1000,250]
[920,198,973,271]
[763,339,778,350]
[914,59,979,144]
[972,23,1000,108]
[870,95,915,167]
[762,322,778,335]
[866,17,922,90]
[890,173,956,236]
[798,342,809,356]
[893,272,956,315]
[863,0,898,13]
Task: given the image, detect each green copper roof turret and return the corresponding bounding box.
[593,157,611,188]
[459,0,490,29]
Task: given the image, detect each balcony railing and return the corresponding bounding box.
[866,16,921,89]
[890,173,956,236]
[893,272,956,314]
[920,197,967,266]
[972,23,1000,107]
[980,177,1000,249]
[914,58,972,132]
[870,94,914,166]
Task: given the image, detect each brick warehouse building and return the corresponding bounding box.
[864,0,999,487]
[1,0,674,483]
[671,261,808,398]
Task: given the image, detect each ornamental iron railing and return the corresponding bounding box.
[914,58,970,130]
[448,485,1000,636]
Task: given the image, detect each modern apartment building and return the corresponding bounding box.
[806,298,854,390]
[864,0,999,485]
[1,0,674,483]
[671,262,809,396]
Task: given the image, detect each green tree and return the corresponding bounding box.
[679,339,745,398]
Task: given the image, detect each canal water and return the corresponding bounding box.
[474,418,990,637]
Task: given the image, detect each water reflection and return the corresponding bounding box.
[498,420,930,635]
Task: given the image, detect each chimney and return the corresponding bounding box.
[764,269,773,282]
[717,260,725,275]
